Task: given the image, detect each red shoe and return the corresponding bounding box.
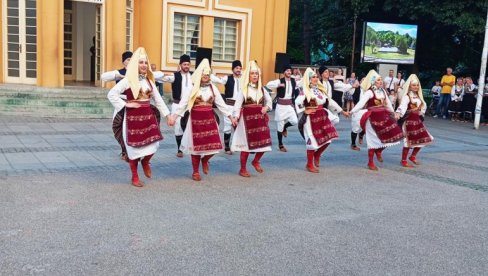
[131,177,144,187]
[202,161,209,175]
[252,161,264,173]
[239,169,250,177]
[141,161,151,178]
[401,160,413,167]
[192,172,201,181]
[376,151,384,162]
[368,162,378,171]
[314,157,320,167]
[409,156,420,165]
[306,164,319,173]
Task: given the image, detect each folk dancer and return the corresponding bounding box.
[395,74,434,167]
[107,47,173,187]
[231,60,273,177]
[344,70,404,171]
[171,59,234,181]
[295,68,345,173]
[211,60,243,154]
[161,54,193,158]
[266,65,299,152]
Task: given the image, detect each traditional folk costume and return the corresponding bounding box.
[395,74,434,167]
[174,59,233,181]
[295,68,343,173]
[449,82,464,121]
[266,65,299,152]
[349,70,403,171]
[161,54,193,158]
[231,61,273,177]
[210,60,243,154]
[107,47,170,187]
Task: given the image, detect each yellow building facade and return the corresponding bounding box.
[0,0,290,88]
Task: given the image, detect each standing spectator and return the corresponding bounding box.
[435,67,456,118]
[345,72,359,112]
[462,77,477,121]
[449,77,464,121]
[334,68,346,82]
[292,68,302,82]
[383,69,396,94]
[391,71,405,110]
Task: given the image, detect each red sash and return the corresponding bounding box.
[191,105,222,152]
[405,111,433,146]
[126,100,163,147]
[242,104,272,150]
[309,107,338,146]
[361,107,403,143]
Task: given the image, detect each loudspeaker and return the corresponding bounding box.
[274,53,290,73]
[196,47,212,68]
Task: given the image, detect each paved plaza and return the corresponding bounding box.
[1,114,488,275]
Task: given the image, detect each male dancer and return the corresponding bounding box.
[161,54,192,157]
[211,60,243,154]
[266,65,299,152]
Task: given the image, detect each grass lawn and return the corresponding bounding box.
[364,46,415,60]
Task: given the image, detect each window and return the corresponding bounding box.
[173,13,200,59]
[213,18,237,62]
[126,0,133,51]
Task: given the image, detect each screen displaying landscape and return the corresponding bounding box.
[362,22,417,64]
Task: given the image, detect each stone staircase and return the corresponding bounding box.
[0,84,115,119]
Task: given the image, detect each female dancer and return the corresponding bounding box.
[231,61,273,177]
[344,70,403,171]
[295,68,344,173]
[107,47,173,187]
[172,59,234,181]
[395,74,434,167]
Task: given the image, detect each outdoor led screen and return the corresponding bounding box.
[361,22,417,64]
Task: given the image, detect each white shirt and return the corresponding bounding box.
[266,78,294,99]
[211,74,242,100]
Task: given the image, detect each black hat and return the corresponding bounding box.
[179,54,191,64]
[122,51,133,63]
[318,66,328,75]
[232,60,242,70]
[283,64,292,72]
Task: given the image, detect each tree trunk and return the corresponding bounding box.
[303,0,311,64]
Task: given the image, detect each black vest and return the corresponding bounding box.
[276,78,297,99]
[116,68,127,84]
[224,75,236,99]
[171,72,184,101]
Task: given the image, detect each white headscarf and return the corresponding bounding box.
[126,47,154,100]
[240,60,263,100]
[188,58,212,110]
[360,69,381,91]
[300,67,327,102]
[399,74,425,108]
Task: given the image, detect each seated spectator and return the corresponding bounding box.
[449,77,464,121]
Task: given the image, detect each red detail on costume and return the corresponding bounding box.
[404,110,433,147]
[191,105,223,152]
[309,107,338,147]
[125,100,162,147]
[365,107,403,144]
[241,104,272,150]
[191,155,201,181]
[402,147,410,161]
[409,147,421,164]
